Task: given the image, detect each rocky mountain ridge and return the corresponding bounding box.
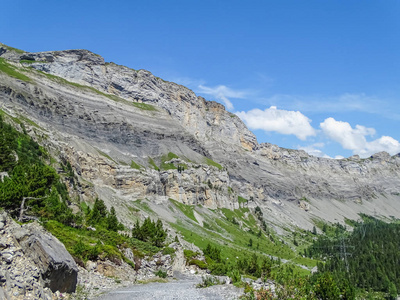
[1,43,400,231]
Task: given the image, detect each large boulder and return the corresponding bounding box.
[15,222,78,293]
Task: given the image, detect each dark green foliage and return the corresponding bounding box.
[132,217,167,247]
[183,249,199,260]
[0,116,136,267]
[154,269,167,278]
[44,220,133,266]
[107,207,120,232]
[228,268,241,284]
[0,115,74,223]
[196,276,221,288]
[0,57,31,82]
[231,216,239,225]
[87,198,108,226]
[312,272,341,300]
[177,165,185,173]
[312,225,317,235]
[162,247,175,255]
[203,243,221,263]
[308,216,400,298]
[86,199,123,232]
[189,259,207,269]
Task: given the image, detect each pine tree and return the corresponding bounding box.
[107,206,119,232]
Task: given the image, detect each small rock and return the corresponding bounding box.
[86,260,97,271]
[1,252,14,263]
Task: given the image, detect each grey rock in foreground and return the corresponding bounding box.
[0,211,78,299]
[16,222,78,293]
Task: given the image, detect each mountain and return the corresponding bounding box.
[1,43,400,234]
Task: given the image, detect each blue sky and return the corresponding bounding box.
[2,1,400,158]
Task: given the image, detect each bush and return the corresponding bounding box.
[196,276,221,288]
[189,259,208,269]
[162,247,176,255]
[209,262,227,276]
[203,244,221,263]
[154,269,167,278]
[229,268,241,284]
[184,249,199,260]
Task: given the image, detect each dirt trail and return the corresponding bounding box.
[96,273,243,300]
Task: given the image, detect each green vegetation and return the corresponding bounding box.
[160,152,179,170]
[0,109,43,132]
[130,160,142,170]
[96,149,117,164]
[0,114,70,222]
[132,199,154,214]
[19,60,47,64]
[148,157,160,171]
[0,58,31,82]
[196,276,222,288]
[169,199,197,223]
[132,217,167,247]
[2,44,25,54]
[162,246,175,255]
[154,269,167,278]
[189,259,208,269]
[131,102,157,111]
[203,157,223,170]
[238,196,248,205]
[170,202,308,274]
[0,115,172,271]
[86,198,124,232]
[306,215,400,299]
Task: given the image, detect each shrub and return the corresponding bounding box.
[162,247,176,255]
[196,276,221,288]
[154,269,167,278]
[229,268,241,284]
[189,259,208,269]
[183,249,198,260]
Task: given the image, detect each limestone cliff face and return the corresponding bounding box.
[1,44,400,230]
[2,47,257,152]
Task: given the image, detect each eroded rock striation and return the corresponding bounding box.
[1,43,400,230]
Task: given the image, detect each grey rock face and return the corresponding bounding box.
[1,45,400,230]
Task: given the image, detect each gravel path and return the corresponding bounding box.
[95,273,243,300]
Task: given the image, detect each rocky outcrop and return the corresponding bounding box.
[0,211,78,299]
[16,224,78,293]
[0,43,257,153]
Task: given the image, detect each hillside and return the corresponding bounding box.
[1,43,400,298]
[1,43,400,231]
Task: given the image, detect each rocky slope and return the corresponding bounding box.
[1,43,400,232]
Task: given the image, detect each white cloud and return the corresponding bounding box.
[197,85,247,110]
[362,136,400,157]
[235,106,316,140]
[320,117,400,157]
